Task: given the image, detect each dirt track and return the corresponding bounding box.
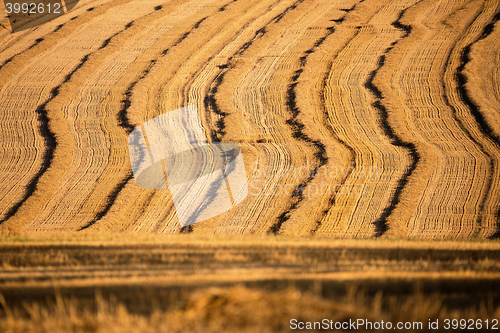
[0,0,499,238]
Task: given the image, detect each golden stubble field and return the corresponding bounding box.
[0,0,499,331]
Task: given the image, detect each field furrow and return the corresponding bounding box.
[377,0,498,239]
[283,3,366,237]
[452,3,500,237]
[267,2,364,236]
[313,0,416,238]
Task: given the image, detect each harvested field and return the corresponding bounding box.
[1,0,499,237]
[1,0,500,330]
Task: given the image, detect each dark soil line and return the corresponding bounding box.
[439,7,495,238]
[0,38,44,71]
[367,3,423,237]
[117,16,208,133]
[80,15,210,232]
[304,4,367,235]
[196,0,313,235]
[179,225,193,233]
[454,10,500,238]
[77,174,133,231]
[218,0,238,12]
[204,0,307,142]
[0,52,91,225]
[177,0,289,233]
[310,59,358,235]
[0,21,71,71]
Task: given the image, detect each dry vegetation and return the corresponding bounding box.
[0,237,499,332]
[2,285,499,333]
